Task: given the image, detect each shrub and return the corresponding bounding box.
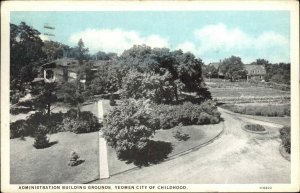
[33,125,50,149]
[173,124,190,141]
[151,100,221,130]
[10,120,28,139]
[280,126,290,154]
[244,124,265,132]
[63,110,100,133]
[102,99,155,156]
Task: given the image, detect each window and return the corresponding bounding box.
[45,70,54,79]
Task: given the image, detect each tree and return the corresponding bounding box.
[118,45,211,102]
[42,40,70,61]
[33,124,49,149]
[89,61,123,95]
[60,82,85,118]
[10,22,45,90]
[120,70,175,104]
[202,65,218,79]
[76,38,89,65]
[31,82,58,115]
[102,99,155,156]
[220,56,246,81]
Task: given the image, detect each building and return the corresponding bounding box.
[244,64,266,81]
[208,62,266,81]
[32,58,106,88]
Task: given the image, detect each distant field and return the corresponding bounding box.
[206,80,290,104]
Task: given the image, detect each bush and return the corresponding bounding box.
[102,99,155,156]
[33,125,50,149]
[244,124,265,132]
[280,126,290,154]
[10,120,28,139]
[63,110,100,133]
[151,100,221,130]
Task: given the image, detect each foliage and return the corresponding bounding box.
[76,38,89,64]
[118,45,211,101]
[221,104,290,117]
[219,56,247,81]
[60,82,85,117]
[88,61,123,95]
[202,65,219,78]
[94,51,118,60]
[10,120,28,139]
[151,100,221,130]
[120,70,176,104]
[244,124,265,132]
[42,40,70,60]
[173,124,190,141]
[33,125,50,149]
[102,99,155,156]
[62,110,100,133]
[31,82,58,114]
[10,22,45,92]
[279,126,290,154]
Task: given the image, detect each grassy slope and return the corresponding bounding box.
[107,123,223,175]
[10,132,99,184]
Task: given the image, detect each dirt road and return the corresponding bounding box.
[96,108,290,184]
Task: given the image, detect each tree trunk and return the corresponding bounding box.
[47,103,51,115]
[77,104,81,118]
[174,85,178,102]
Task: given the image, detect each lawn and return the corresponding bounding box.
[107,122,224,175]
[10,131,99,184]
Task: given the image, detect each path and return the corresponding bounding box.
[93,108,290,184]
[98,100,109,179]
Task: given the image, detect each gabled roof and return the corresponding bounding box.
[244,64,266,75]
[209,62,221,69]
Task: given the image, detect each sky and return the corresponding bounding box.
[11,11,290,64]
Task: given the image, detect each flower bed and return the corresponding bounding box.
[243,124,267,134]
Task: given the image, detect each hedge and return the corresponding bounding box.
[151,100,221,130]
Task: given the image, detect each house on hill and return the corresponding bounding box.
[208,62,266,81]
[244,64,266,81]
[32,58,106,88]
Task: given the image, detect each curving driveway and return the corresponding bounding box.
[95,108,290,184]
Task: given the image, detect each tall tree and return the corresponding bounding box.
[220,56,246,81]
[118,45,211,102]
[31,81,58,115]
[76,38,89,65]
[10,22,45,89]
[60,81,85,118]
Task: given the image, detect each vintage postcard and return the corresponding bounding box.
[1,0,299,192]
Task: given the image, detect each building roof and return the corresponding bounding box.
[208,62,221,69]
[244,64,266,75]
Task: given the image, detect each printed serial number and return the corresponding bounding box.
[260,186,272,189]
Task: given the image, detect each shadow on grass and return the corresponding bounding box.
[118,140,173,167]
[72,160,85,167]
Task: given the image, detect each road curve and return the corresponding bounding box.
[95,108,290,184]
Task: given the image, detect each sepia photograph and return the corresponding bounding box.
[1,0,299,192]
